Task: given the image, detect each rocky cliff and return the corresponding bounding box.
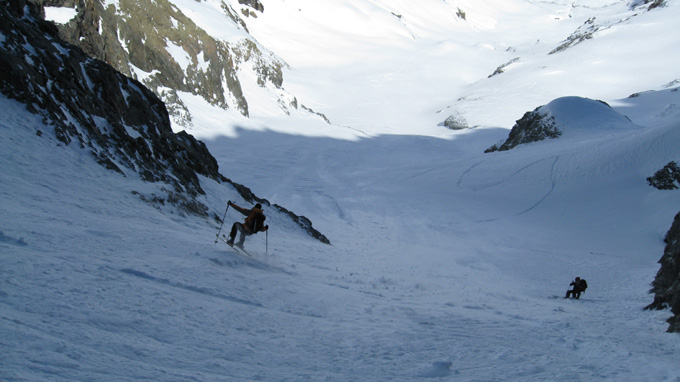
[485,97,633,153]
[484,106,561,153]
[647,161,680,190]
[646,212,680,332]
[42,0,300,129]
[2,0,221,211]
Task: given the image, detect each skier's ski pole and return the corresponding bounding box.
[214,200,231,243]
[266,229,268,255]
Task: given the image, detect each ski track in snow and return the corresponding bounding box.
[517,156,559,215]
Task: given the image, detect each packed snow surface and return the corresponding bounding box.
[4,0,680,381]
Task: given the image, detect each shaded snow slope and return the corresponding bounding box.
[200,87,680,379]
[5,84,680,380]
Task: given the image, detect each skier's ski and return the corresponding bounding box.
[233,245,253,257]
[218,235,253,257]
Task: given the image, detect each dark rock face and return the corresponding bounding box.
[647,161,680,190]
[239,0,264,13]
[0,0,222,203]
[273,204,331,245]
[648,0,667,10]
[488,57,520,78]
[646,212,680,332]
[44,0,289,128]
[51,0,248,117]
[485,107,561,152]
[549,17,598,55]
[646,161,680,331]
[631,0,667,10]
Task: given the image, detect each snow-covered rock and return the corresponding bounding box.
[486,96,636,152]
[3,0,680,380]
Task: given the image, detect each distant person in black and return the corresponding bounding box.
[226,202,268,248]
[565,277,588,299]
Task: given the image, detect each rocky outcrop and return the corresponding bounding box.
[485,107,561,152]
[646,212,680,332]
[440,112,470,130]
[550,17,598,55]
[488,57,520,78]
[1,0,221,201]
[239,0,264,14]
[647,161,680,190]
[646,160,680,331]
[551,2,666,56]
[631,0,667,10]
[44,0,288,129]
[485,97,632,153]
[273,204,331,245]
[456,8,466,20]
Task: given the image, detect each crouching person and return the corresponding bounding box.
[226,201,268,249]
[565,277,588,299]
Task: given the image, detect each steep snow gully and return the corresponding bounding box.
[5,88,680,381]
[4,0,680,381]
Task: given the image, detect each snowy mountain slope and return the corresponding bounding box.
[232,0,680,135]
[43,0,321,131]
[3,86,680,381]
[1,0,327,243]
[0,93,336,381]
[44,0,678,137]
[4,0,680,381]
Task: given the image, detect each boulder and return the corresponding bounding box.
[485,107,560,152]
[486,96,634,152]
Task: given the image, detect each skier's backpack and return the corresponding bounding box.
[249,211,266,233]
[580,279,588,291]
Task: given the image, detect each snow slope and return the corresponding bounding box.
[3,86,680,381]
[236,0,680,134]
[3,0,680,381]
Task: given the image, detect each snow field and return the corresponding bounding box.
[3,89,680,381]
[5,0,680,380]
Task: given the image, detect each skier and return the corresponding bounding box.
[565,277,588,299]
[226,201,268,248]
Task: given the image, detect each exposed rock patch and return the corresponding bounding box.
[239,0,264,14]
[45,0,290,128]
[486,97,634,153]
[631,0,667,11]
[441,112,471,131]
[488,57,520,78]
[485,108,560,152]
[646,212,680,332]
[647,162,680,190]
[550,17,598,55]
